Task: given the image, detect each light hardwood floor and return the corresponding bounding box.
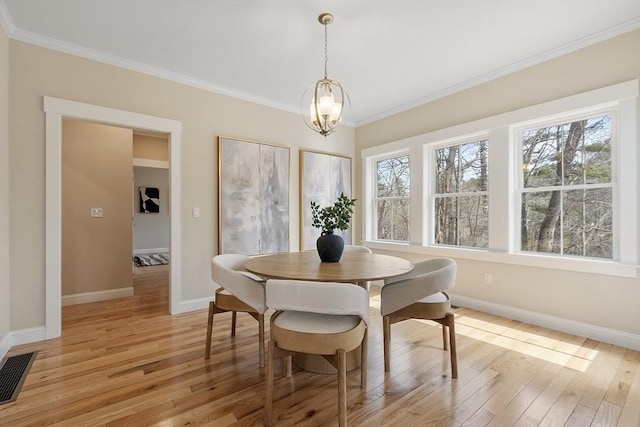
[2,270,639,426]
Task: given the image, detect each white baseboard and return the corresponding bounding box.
[180,297,212,313]
[133,247,169,255]
[450,293,640,351]
[0,332,11,360]
[62,287,134,306]
[0,326,47,359]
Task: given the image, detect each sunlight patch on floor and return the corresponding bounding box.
[454,315,597,372]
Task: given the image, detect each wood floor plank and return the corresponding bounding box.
[1,272,638,426]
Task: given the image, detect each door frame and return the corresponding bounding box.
[44,96,182,339]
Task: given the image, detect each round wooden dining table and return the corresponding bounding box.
[245,250,414,374]
[244,250,414,283]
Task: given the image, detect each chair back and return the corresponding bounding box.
[211,254,267,313]
[380,258,456,316]
[342,245,373,254]
[266,280,370,325]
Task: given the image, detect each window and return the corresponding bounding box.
[519,114,613,259]
[361,80,637,277]
[434,139,489,248]
[375,155,410,241]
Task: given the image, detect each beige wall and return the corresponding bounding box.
[0,25,10,343]
[356,30,640,336]
[8,39,354,330]
[133,134,168,161]
[62,120,133,295]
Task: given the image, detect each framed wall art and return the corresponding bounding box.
[300,150,352,251]
[139,186,160,213]
[218,136,290,255]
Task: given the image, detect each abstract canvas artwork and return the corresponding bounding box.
[300,150,352,251]
[218,136,290,255]
[139,187,160,213]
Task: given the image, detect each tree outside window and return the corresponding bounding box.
[375,155,409,241]
[520,114,612,258]
[434,140,489,248]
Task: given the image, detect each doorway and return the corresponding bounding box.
[45,97,182,339]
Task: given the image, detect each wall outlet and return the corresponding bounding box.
[483,272,492,284]
[192,207,200,218]
[90,207,103,218]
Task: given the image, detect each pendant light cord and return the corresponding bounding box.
[324,22,328,80]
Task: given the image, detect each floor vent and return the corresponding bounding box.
[0,351,37,405]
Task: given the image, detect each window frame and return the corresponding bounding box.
[513,107,617,260]
[361,80,638,278]
[429,136,490,249]
[372,152,411,242]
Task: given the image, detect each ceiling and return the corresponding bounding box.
[1,1,638,126]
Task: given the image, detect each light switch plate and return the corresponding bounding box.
[91,207,103,218]
[192,207,200,218]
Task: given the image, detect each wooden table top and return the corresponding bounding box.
[245,251,414,283]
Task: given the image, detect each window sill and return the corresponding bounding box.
[362,240,639,278]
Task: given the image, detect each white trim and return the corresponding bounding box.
[180,297,213,313]
[61,287,134,306]
[450,294,640,351]
[133,247,169,255]
[0,332,10,360]
[356,19,640,126]
[7,327,47,348]
[133,158,169,169]
[364,240,638,278]
[44,96,182,340]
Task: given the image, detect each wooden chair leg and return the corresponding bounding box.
[442,323,449,351]
[383,315,391,372]
[447,312,458,379]
[360,328,368,390]
[205,301,215,359]
[337,349,347,427]
[258,313,265,368]
[265,339,276,426]
[231,311,237,337]
[285,356,292,377]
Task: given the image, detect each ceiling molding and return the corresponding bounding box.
[1,0,635,129]
[355,17,640,127]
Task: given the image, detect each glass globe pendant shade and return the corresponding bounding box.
[302,78,350,137]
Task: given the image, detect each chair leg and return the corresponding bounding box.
[442,324,449,351]
[205,301,215,359]
[360,328,368,390]
[231,311,237,337]
[447,312,458,379]
[337,349,347,427]
[285,356,292,377]
[383,315,391,372]
[265,339,276,426]
[258,313,265,368]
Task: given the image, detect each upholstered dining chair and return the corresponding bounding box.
[264,279,370,427]
[206,254,267,367]
[342,245,373,289]
[380,258,458,377]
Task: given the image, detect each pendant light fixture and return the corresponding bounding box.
[301,13,350,137]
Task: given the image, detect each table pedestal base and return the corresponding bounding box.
[292,347,361,374]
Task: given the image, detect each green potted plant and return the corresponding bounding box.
[310,192,356,262]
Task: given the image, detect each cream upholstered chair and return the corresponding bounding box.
[342,245,373,288]
[380,258,458,377]
[343,244,373,254]
[265,279,370,427]
[206,254,267,367]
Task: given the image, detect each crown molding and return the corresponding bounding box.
[1,0,635,130]
[0,0,16,35]
[356,18,640,127]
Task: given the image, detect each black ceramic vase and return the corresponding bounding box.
[316,230,344,262]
